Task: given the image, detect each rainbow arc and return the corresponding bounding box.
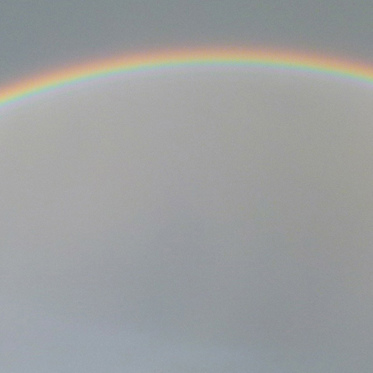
[1,48,373,110]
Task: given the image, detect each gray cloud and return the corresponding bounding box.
[1,70,373,372]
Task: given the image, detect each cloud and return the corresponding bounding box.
[1,71,373,372]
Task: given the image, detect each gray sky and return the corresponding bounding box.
[0,0,373,83]
[1,2,373,373]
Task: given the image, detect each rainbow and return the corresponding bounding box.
[1,48,373,111]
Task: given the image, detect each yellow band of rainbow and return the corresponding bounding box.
[1,48,373,110]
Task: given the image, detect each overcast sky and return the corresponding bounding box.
[1,2,373,373]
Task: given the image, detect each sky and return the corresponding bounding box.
[1,1,373,372]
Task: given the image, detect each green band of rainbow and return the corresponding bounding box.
[1,48,373,110]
